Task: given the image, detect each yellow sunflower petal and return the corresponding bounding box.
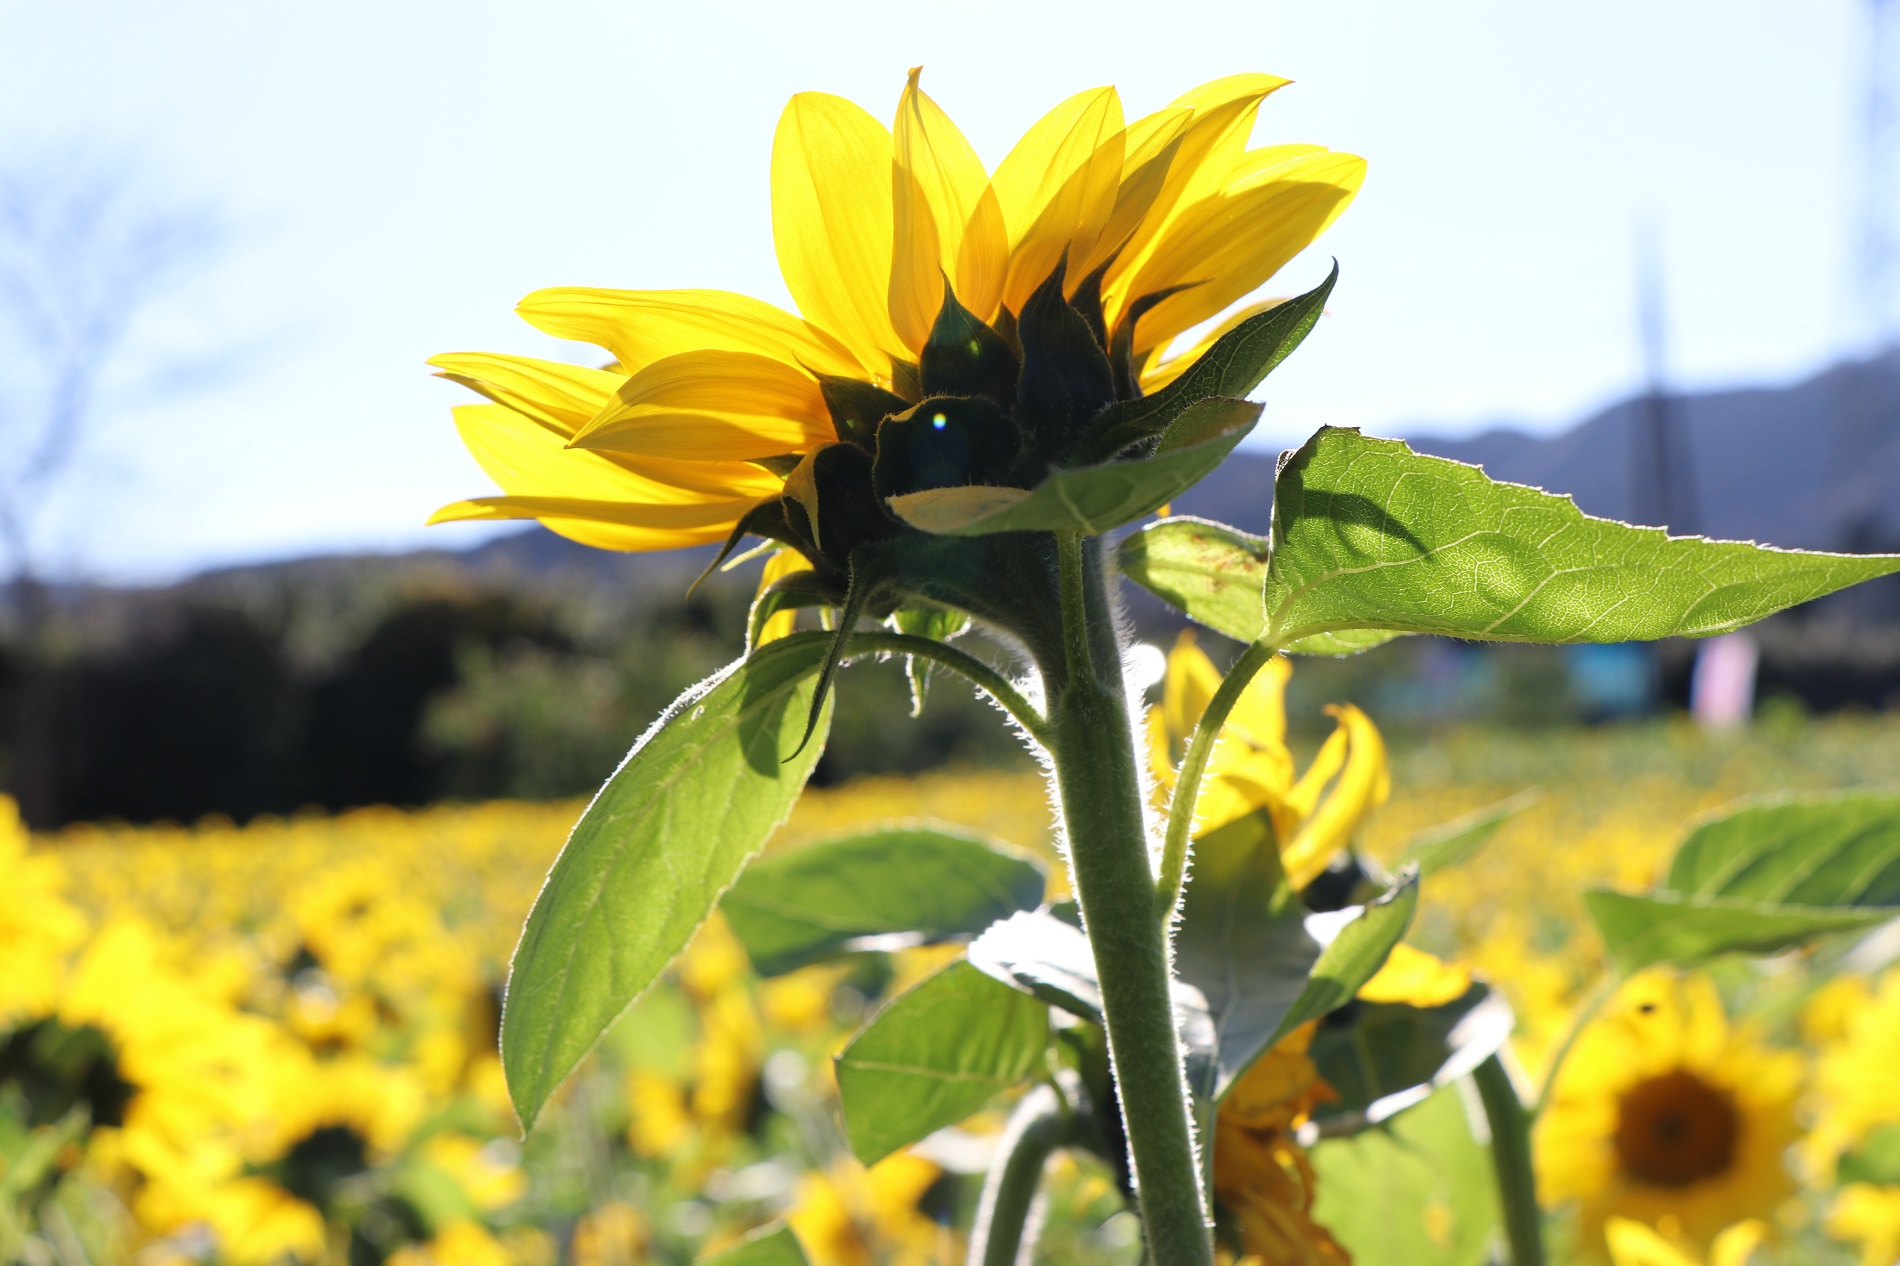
[1072,107,1191,281]
[1226,651,1291,753]
[1282,704,1389,888]
[755,549,812,645]
[1604,1219,1701,1266]
[989,86,1125,310]
[429,496,752,551]
[1357,944,1473,1007]
[515,287,863,379]
[1104,73,1291,325]
[1162,632,1223,746]
[450,403,780,504]
[772,92,905,371]
[1123,150,1365,354]
[569,350,832,461]
[1710,1222,1768,1266]
[428,352,622,438]
[890,67,1003,348]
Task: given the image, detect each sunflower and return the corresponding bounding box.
[0,794,87,1024]
[431,70,1361,648]
[1603,1217,1766,1266]
[1804,968,1900,1265]
[1148,632,1389,890]
[1210,1021,1349,1264]
[1536,970,1801,1261]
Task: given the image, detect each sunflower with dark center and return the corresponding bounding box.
[431,70,1360,684]
[1537,970,1802,1261]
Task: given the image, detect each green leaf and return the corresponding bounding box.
[1309,986,1514,1127]
[1118,517,1272,642]
[1310,1086,1499,1266]
[1262,870,1420,1055]
[1585,792,1900,974]
[1171,815,1322,1101]
[966,909,1105,1020]
[1582,889,1893,976]
[1079,263,1337,463]
[1264,427,1900,646]
[1840,1123,1900,1185]
[835,959,1049,1164]
[889,606,970,714]
[699,1223,811,1266]
[1664,792,1900,904]
[887,397,1260,536]
[720,824,1046,977]
[1392,794,1537,879]
[500,634,834,1131]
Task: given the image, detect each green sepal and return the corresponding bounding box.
[1066,255,1115,353]
[887,397,1258,537]
[872,396,1022,502]
[688,498,796,599]
[746,569,835,652]
[835,958,1050,1164]
[721,824,1045,976]
[749,454,803,477]
[1015,257,1115,453]
[791,549,878,759]
[1079,263,1335,463]
[918,276,1020,408]
[817,374,910,451]
[1107,283,1199,402]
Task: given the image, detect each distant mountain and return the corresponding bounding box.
[1176,349,1900,556]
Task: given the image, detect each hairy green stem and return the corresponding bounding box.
[843,631,1049,745]
[967,1083,1069,1266]
[1047,532,1213,1266]
[1473,1053,1545,1266]
[1154,637,1282,922]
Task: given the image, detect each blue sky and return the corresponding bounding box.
[0,0,1872,579]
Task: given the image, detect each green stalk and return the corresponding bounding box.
[1154,636,1282,922]
[1473,1053,1545,1266]
[843,631,1049,744]
[1045,532,1213,1266]
[967,1083,1069,1266]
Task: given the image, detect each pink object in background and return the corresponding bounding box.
[1690,632,1760,729]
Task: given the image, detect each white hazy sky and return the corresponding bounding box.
[0,0,1876,580]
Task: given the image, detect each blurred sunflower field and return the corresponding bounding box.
[6,672,1900,1266]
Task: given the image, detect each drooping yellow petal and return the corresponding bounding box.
[890,68,1005,348]
[754,549,812,645]
[1162,633,1223,747]
[772,92,905,371]
[1104,73,1291,326]
[569,350,832,461]
[428,353,622,439]
[1123,150,1365,354]
[1138,299,1286,394]
[1225,651,1291,754]
[1281,704,1390,888]
[988,86,1124,310]
[515,288,863,379]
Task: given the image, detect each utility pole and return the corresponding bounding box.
[1632,219,1697,534]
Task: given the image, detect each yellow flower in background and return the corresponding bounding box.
[1807,967,1900,1173]
[1357,942,1473,1007]
[0,795,87,1022]
[1827,1183,1900,1266]
[1604,1217,1766,1266]
[1150,633,1390,889]
[430,69,1362,576]
[1211,1022,1349,1264]
[386,1220,516,1266]
[1537,970,1801,1261]
[788,1151,944,1266]
[570,1202,650,1266]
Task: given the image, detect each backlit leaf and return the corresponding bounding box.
[501,634,833,1130]
[1392,794,1536,879]
[1260,870,1420,1057]
[1309,986,1514,1127]
[888,397,1259,536]
[1310,1086,1499,1266]
[1263,428,1900,647]
[1585,792,1900,974]
[721,824,1046,976]
[835,959,1049,1164]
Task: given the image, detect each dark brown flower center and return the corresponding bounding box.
[1613,1068,1739,1188]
